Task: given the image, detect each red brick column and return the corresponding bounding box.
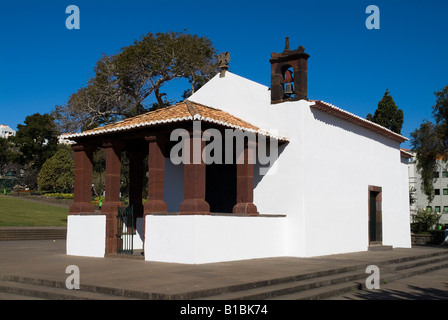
[70,144,95,215]
[179,130,210,215]
[233,140,258,215]
[101,141,124,254]
[144,136,168,215]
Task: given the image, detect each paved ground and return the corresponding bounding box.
[0,240,447,301]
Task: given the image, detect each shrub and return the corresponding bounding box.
[43,193,74,199]
[37,147,74,193]
[411,208,441,233]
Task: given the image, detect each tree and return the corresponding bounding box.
[12,113,59,170]
[37,145,74,193]
[53,31,218,133]
[0,137,17,174]
[411,85,448,202]
[366,89,404,134]
[411,121,444,203]
[432,84,448,141]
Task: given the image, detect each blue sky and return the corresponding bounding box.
[1,0,447,149]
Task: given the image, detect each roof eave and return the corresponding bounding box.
[61,101,290,142]
[310,100,408,143]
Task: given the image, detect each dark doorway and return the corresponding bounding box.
[368,186,382,244]
[204,135,238,213]
[206,163,236,213]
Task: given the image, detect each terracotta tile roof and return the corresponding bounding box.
[63,100,289,141]
[311,100,408,143]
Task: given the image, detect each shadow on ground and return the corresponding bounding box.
[345,282,448,300]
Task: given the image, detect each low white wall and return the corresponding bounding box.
[145,215,287,264]
[66,215,106,258]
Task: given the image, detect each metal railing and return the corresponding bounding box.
[116,205,134,255]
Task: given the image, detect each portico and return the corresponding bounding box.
[66,101,286,257]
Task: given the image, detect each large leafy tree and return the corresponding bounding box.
[367,89,404,134]
[411,85,448,202]
[53,31,218,133]
[411,121,444,203]
[13,113,59,170]
[37,145,74,193]
[0,137,16,174]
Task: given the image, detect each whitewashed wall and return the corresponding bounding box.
[189,72,411,259]
[144,215,287,264]
[66,215,105,258]
[300,106,411,256]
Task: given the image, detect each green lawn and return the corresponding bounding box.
[0,196,69,226]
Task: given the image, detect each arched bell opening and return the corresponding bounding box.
[281,65,294,99]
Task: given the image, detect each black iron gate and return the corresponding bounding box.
[116,205,134,255]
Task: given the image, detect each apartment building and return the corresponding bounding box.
[0,124,15,139]
[408,150,448,225]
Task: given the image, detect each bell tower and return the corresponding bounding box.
[270,37,310,104]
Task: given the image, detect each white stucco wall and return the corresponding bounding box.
[189,72,272,133]
[395,156,412,246]
[189,72,411,259]
[300,106,411,256]
[145,215,287,264]
[66,215,106,258]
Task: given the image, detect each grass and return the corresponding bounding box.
[0,195,69,226]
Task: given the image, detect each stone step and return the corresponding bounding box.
[270,281,363,300]
[2,249,447,300]
[185,264,369,300]
[368,245,393,251]
[197,249,448,300]
[0,232,66,236]
[0,291,46,300]
[0,228,67,241]
[274,259,448,300]
[0,280,136,300]
[392,248,448,261]
[389,258,448,280]
[200,269,367,300]
[388,253,448,272]
[0,274,152,300]
[105,250,145,261]
[270,253,448,300]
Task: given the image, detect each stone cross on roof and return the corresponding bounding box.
[218,52,230,77]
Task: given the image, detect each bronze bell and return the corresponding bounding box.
[284,83,294,95]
